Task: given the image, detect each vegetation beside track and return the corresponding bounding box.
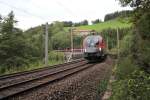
[109,0,150,99]
[110,32,150,99]
[0,51,64,75]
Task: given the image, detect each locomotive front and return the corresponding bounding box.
[83,35,106,61]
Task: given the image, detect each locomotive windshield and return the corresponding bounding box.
[85,36,101,47]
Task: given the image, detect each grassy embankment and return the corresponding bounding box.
[77,18,132,31]
[0,51,64,75]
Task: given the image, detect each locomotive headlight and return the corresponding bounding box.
[99,48,101,51]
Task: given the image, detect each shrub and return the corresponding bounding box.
[110,70,150,100]
[48,51,64,61]
[115,57,138,80]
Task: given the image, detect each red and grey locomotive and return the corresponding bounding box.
[83,35,107,61]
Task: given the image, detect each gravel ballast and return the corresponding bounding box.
[11,57,113,100]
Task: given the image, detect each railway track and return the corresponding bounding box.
[0,59,95,100]
[0,59,84,80]
[0,59,85,87]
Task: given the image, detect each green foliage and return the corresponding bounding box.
[115,57,138,80]
[97,79,109,96]
[0,11,36,68]
[74,19,88,27]
[119,0,150,71]
[111,1,150,99]
[111,33,149,99]
[73,35,83,48]
[24,25,45,58]
[136,12,150,39]
[91,19,102,24]
[130,33,150,71]
[24,21,68,59]
[50,21,64,36]
[78,18,132,32]
[0,51,64,75]
[110,79,128,100]
[111,70,150,100]
[63,21,73,27]
[110,3,150,98]
[48,51,64,61]
[51,31,70,49]
[111,29,150,100]
[100,27,131,50]
[119,32,133,57]
[104,10,132,21]
[119,0,150,8]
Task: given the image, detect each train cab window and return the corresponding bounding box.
[85,36,100,47]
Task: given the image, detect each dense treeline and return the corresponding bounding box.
[62,19,88,27]
[110,0,150,100]
[63,21,73,27]
[104,10,132,21]
[0,13,71,74]
[91,19,102,25]
[0,11,38,70]
[74,19,88,27]
[25,21,71,52]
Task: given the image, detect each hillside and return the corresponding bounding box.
[76,18,132,32]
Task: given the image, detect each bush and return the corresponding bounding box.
[115,57,138,80]
[110,30,150,100]
[97,79,109,96]
[110,70,150,100]
[119,32,133,57]
[100,27,131,49]
[48,51,64,61]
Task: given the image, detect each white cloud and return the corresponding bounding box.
[0,0,132,30]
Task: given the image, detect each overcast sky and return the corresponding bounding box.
[0,0,131,30]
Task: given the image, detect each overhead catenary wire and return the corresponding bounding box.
[54,0,77,19]
[0,0,78,62]
[0,0,78,23]
[0,0,50,65]
[54,0,79,61]
[0,0,46,21]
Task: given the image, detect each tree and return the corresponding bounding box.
[73,20,88,26]
[51,31,70,49]
[0,11,35,68]
[63,21,73,27]
[104,10,132,21]
[119,0,150,71]
[91,19,102,24]
[81,20,88,25]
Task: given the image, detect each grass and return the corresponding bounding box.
[0,60,64,75]
[0,51,65,75]
[97,79,109,95]
[76,18,132,32]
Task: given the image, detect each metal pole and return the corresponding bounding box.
[71,27,73,53]
[117,28,119,59]
[45,22,48,66]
